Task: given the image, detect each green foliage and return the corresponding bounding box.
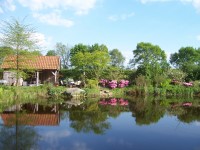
[0,17,38,51]
[111,87,125,97]
[46,50,57,56]
[135,75,151,87]
[59,69,81,80]
[84,88,100,97]
[167,68,187,82]
[70,43,89,59]
[71,50,110,80]
[102,66,125,81]
[160,79,171,88]
[0,46,14,65]
[153,74,170,88]
[170,47,200,81]
[19,50,42,56]
[0,85,48,102]
[0,68,3,79]
[86,79,99,89]
[89,43,108,53]
[109,49,125,67]
[0,88,3,95]
[131,42,169,80]
[192,80,200,88]
[47,86,66,97]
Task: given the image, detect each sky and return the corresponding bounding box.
[1,0,200,65]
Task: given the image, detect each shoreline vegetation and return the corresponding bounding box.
[0,82,200,102]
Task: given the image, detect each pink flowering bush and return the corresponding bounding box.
[108,80,118,89]
[183,82,193,87]
[118,80,129,88]
[99,79,129,89]
[99,79,108,87]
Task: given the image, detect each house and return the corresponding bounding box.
[1,55,61,86]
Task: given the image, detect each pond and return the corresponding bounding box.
[0,97,200,150]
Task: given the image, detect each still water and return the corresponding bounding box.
[0,97,200,150]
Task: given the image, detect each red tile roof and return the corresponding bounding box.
[1,55,60,70]
[1,113,60,126]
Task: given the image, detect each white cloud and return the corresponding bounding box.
[5,0,16,11]
[0,7,4,13]
[140,0,171,4]
[187,0,200,12]
[33,11,74,28]
[121,50,133,67]
[0,0,16,13]
[42,130,71,139]
[31,32,53,49]
[195,121,200,126]
[108,12,135,21]
[197,35,200,40]
[139,0,200,12]
[71,142,91,150]
[18,0,96,15]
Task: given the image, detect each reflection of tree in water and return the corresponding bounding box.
[69,102,111,134]
[177,107,200,123]
[166,100,200,123]
[98,98,129,118]
[129,97,165,125]
[0,113,40,150]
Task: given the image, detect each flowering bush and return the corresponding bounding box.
[99,79,108,87]
[108,80,118,89]
[118,80,129,88]
[99,79,129,89]
[183,82,193,87]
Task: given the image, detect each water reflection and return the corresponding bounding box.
[67,100,111,134]
[0,102,60,150]
[168,102,200,123]
[0,124,40,150]
[128,98,165,125]
[0,97,200,149]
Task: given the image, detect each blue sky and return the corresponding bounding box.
[1,0,200,64]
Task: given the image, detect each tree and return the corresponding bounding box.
[170,47,200,81]
[46,50,56,56]
[131,42,169,81]
[0,17,39,85]
[0,46,15,65]
[55,42,70,69]
[70,43,88,59]
[71,50,110,82]
[89,43,108,53]
[167,68,187,82]
[101,66,125,81]
[70,43,110,85]
[109,49,125,67]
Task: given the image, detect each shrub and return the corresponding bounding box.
[99,79,129,89]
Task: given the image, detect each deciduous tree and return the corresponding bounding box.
[170,47,200,81]
[55,42,70,69]
[131,42,169,81]
[109,49,125,67]
[0,17,39,85]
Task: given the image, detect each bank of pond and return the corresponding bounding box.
[0,83,200,101]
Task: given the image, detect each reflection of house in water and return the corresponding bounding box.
[1,103,60,126]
